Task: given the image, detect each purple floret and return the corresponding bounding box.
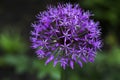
[31,3,102,69]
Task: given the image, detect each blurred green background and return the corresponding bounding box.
[0,0,120,80]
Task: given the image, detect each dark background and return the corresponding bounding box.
[0,0,120,80]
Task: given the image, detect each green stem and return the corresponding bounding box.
[61,68,66,80]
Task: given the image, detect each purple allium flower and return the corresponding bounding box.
[31,3,102,69]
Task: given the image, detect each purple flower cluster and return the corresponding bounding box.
[31,3,102,69]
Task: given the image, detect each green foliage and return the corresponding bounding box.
[106,47,120,65]
[82,0,120,26]
[33,59,61,80]
[0,30,28,54]
[1,54,29,73]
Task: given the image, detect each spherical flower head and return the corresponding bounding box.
[30,3,102,69]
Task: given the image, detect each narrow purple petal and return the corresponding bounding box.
[70,60,74,69]
[78,60,83,67]
[53,60,58,67]
[81,57,87,63]
[45,55,54,65]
